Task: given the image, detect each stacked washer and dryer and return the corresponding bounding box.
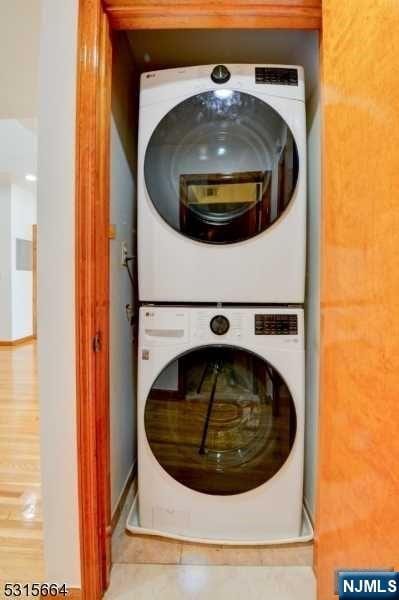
[131,64,307,543]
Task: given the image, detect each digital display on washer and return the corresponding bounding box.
[255,314,298,335]
[255,67,298,86]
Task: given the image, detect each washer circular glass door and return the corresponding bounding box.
[144,346,297,495]
[144,90,299,244]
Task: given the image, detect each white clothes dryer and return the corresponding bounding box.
[138,64,307,303]
[137,305,305,542]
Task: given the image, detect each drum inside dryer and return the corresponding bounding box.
[144,345,297,495]
[144,90,299,244]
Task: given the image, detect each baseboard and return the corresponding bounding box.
[40,589,81,600]
[0,335,36,346]
[111,461,137,532]
[66,589,82,599]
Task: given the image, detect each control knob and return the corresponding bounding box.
[211,65,231,84]
[210,315,230,335]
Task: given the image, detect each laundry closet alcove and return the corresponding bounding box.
[74,2,399,600]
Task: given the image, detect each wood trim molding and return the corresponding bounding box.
[75,0,112,597]
[0,335,36,346]
[103,0,322,30]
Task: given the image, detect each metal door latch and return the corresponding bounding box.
[92,331,102,352]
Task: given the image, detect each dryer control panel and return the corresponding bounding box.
[255,314,298,335]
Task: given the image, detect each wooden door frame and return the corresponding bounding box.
[75,1,112,598]
[75,1,322,598]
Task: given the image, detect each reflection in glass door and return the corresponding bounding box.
[145,346,297,495]
[144,91,299,244]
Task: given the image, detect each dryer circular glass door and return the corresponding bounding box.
[144,346,297,495]
[144,91,299,244]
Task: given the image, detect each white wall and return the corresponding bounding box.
[110,116,136,512]
[37,0,80,588]
[0,0,40,119]
[0,183,36,341]
[11,184,37,339]
[0,119,37,186]
[304,85,321,520]
[0,185,12,340]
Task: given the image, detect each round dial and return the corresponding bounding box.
[210,315,230,336]
[211,65,231,84]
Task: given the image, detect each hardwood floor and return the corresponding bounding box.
[0,342,44,590]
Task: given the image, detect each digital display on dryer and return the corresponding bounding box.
[255,67,298,86]
[255,314,298,335]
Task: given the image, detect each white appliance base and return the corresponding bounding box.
[126,492,314,546]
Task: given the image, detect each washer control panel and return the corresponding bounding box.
[255,314,298,335]
[140,307,304,350]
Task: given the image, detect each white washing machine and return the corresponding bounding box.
[137,305,304,542]
[138,64,306,303]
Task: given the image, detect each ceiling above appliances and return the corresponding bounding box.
[127,29,319,98]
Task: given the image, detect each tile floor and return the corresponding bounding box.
[108,483,316,599]
[112,483,313,568]
[105,564,316,600]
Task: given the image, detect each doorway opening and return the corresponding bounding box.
[106,25,321,588]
